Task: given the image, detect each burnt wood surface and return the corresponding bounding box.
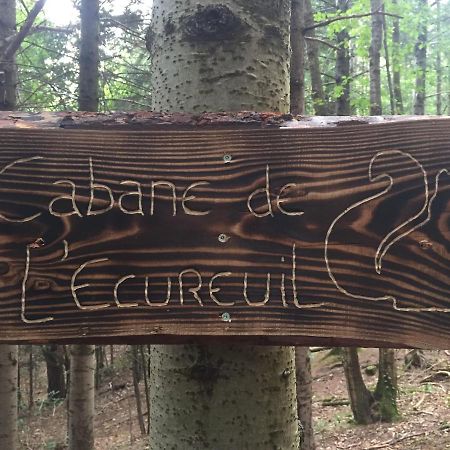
[0,112,449,348]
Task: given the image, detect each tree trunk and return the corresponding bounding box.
[68,345,95,450]
[131,346,146,436]
[369,0,383,115]
[79,0,100,112]
[435,0,442,115]
[413,0,427,115]
[68,1,100,449]
[374,348,399,421]
[291,0,305,115]
[43,345,67,400]
[0,2,19,448]
[381,4,395,114]
[296,347,315,450]
[391,0,403,114]
[0,0,17,110]
[290,6,315,447]
[148,5,298,447]
[304,0,328,115]
[342,348,374,425]
[335,0,351,115]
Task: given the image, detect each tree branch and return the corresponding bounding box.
[303,10,403,32]
[4,0,47,60]
[305,36,340,50]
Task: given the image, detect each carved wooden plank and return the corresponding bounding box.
[0,112,449,348]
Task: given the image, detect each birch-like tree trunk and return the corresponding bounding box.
[0,1,19,448]
[147,1,299,448]
[68,1,100,449]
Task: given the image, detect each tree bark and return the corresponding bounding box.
[68,345,95,450]
[335,0,351,115]
[374,348,399,421]
[381,4,395,114]
[369,0,383,115]
[0,0,17,110]
[291,0,305,115]
[391,0,403,114]
[43,344,67,400]
[342,348,374,425]
[148,11,297,447]
[79,0,100,112]
[296,347,315,450]
[304,0,328,115]
[69,1,100,448]
[0,2,19,448]
[413,0,427,115]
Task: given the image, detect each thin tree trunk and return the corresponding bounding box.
[148,1,298,443]
[296,347,315,450]
[291,0,305,115]
[381,4,395,114]
[436,0,442,115]
[290,5,315,447]
[0,346,18,449]
[374,348,399,421]
[304,0,328,115]
[335,0,351,115]
[68,345,95,450]
[131,346,146,436]
[414,0,428,115]
[391,0,403,114]
[43,345,67,400]
[29,346,34,409]
[370,0,383,115]
[342,348,374,425]
[68,1,100,449]
[139,346,151,434]
[0,2,19,447]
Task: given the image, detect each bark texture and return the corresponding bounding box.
[148,2,299,448]
[290,0,305,115]
[342,348,374,425]
[149,0,291,113]
[0,345,18,450]
[0,3,18,448]
[369,0,383,115]
[43,344,67,400]
[374,348,399,421]
[391,0,403,114]
[0,0,17,110]
[413,0,427,115]
[79,0,100,112]
[335,0,351,115]
[68,345,95,450]
[304,0,328,115]
[296,347,315,450]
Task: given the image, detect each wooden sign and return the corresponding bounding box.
[0,112,449,348]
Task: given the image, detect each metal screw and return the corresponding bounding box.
[419,240,432,250]
[218,233,230,243]
[223,154,232,163]
[221,312,231,323]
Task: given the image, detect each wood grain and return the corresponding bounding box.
[0,112,448,348]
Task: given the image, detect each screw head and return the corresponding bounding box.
[221,312,231,322]
[223,154,232,163]
[419,240,432,250]
[218,233,230,243]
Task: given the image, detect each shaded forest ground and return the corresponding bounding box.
[18,348,450,450]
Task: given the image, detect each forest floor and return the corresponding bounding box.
[18,348,450,450]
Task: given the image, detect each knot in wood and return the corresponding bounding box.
[183,5,243,42]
